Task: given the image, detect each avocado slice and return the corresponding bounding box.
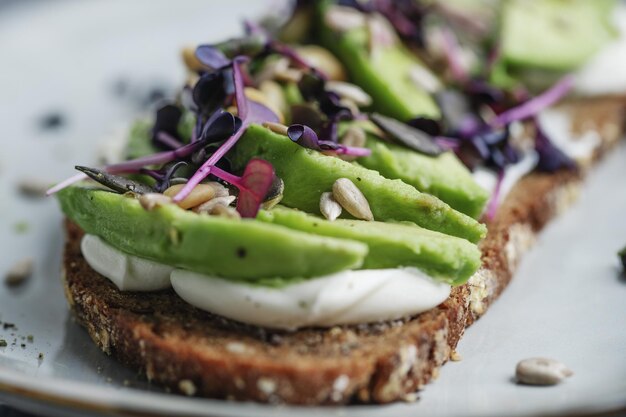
[258,207,481,285]
[57,186,368,284]
[359,134,489,219]
[315,2,440,120]
[230,124,486,243]
[495,0,615,89]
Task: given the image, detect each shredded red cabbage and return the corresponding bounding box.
[491,75,575,127]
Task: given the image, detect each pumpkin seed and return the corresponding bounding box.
[516,358,573,386]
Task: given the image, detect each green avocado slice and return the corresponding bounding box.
[359,134,489,219]
[258,207,481,285]
[494,0,616,90]
[230,124,487,243]
[316,2,440,120]
[57,186,368,284]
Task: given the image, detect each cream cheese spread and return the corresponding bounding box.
[81,234,173,291]
[81,234,451,330]
[575,4,626,96]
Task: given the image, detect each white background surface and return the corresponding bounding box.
[0,1,625,416]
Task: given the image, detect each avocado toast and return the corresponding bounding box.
[52,0,625,405]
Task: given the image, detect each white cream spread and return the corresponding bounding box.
[575,4,626,96]
[81,235,173,291]
[171,268,450,330]
[81,234,451,330]
[537,109,600,161]
[472,148,539,207]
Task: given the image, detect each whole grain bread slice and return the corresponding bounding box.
[60,99,624,405]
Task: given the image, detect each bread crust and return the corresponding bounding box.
[61,100,624,405]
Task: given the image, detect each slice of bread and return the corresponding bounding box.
[61,98,624,405]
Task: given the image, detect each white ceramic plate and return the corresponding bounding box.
[0,1,625,416]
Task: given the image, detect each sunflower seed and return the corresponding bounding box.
[259,81,289,120]
[332,178,373,221]
[296,45,347,81]
[262,121,289,136]
[262,177,284,210]
[182,46,205,72]
[408,65,442,93]
[212,204,241,219]
[274,68,303,84]
[5,258,34,287]
[320,192,343,221]
[164,183,227,210]
[325,81,372,107]
[193,195,236,214]
[339,126,367,161]
[324,6,366,32]
[515,358,573,386]
[139,193,173,211]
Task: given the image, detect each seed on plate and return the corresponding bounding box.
[262,121,289,136]
[320,192,343,221]
[296,45,347,81]
[515,357,573,385]
[450,351,462,362]
[17,177,50,198]
[332,178,373,221]
[139,193,173,211]
[325,81,372,107]
[5,258,34,287]
[164,183,225,210]
[193,195,236,214]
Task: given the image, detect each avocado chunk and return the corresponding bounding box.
[316,3,440,120]
[57,186,368,284]
[501,0,615,71]
[359,134,489,219]
[258,207,481,285]
[230,124,487,243]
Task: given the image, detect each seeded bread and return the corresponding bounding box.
[61,99,624,405]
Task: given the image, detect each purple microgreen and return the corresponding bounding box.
[195,45,231,70]
[369,113,443,156]
[533,118,576,172]
[173,58,278,203]
[287,124,371,157]
[434,136,461,151]
[47,173,88,195]
[154,132,183,150]
[287,124,319,149]
[485,169,504,220]
[210,159,275,218]
[193,70,230,118]
[491,75,575,127]
[440,27,469,84]
[270,41,317,73]
[152,104,183,149]
[156,161,189,193]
